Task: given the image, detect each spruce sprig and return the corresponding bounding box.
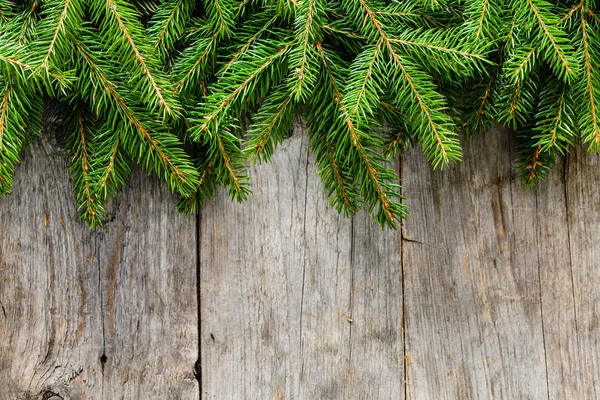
[1,0,599,228]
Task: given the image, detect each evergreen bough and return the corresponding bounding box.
[0,0,598,228]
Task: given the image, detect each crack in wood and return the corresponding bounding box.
[298,131,311,381]
[196,210,202,398]
[399,155,408,400]
[563,154,579,336]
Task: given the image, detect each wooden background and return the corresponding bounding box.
[1,124,598,399]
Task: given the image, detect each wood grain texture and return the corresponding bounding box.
[564,148,600,398]
[3,122,600,400]
[0,135,103,399]
[200,125,404,399]
[96,168,199,399]
[0,133,198,399]
[402,129,548,399]
[534,159,581,399]
[345,211,403,399]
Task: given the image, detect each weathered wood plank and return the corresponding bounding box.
[200,125,404,399]
[296,142,354,399]
[0,136,103,399]
[4,120,599,400]
[345,212,403,398]
[401,129,548,399]
[534,160,581,399]
[200,127,309,399]
[564,148,600,398]
[0,132,199,398]
[97,169,199,399]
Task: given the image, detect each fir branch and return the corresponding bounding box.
[310,44,360,216]
[497,76,539,129]
[0,86,9,151]
[586,7,600,25]
[94,0,180,116]
[514,47,539,81]
[0,82,36,195]
[523,145,544,185]
[25,0,83,90]
[92,128,129,199]
[107,0,169,110]
[0,43,31,83]
[288,0,323,101]
[315,41,405,226]
[196,120,249,201]
[356,0,461,167]
[246,84,295,160]
[75,39,199,197]
[476,0,491,39]
[497,45,541,128]
[174,33,218,94]
[559,4,581,26]
[341,116,398,224]
[533,81,574,155]
[40,0,74,70]
[0,55,28,70]
[324,137,356,213]
[518,141,556,187]
[322,24,363,39]
[150,0,196,57]
[0,2,9,23]
[526,0,570,71]
[309,113,360,215]
[343,42,384,123]
[391,58,462,167]
[15,2,41,45]
[221,12,280,73]
[519,0,577,81]
[388,37,485,61]
[578,6,600,149]
[176,156,218,214]
[459,66,499,134]
[214,129,247,199]
[65,104,105,226]
[3,0,600,229]
[463,0,502,41]
[204,0,235,38]
[195,41,292,136]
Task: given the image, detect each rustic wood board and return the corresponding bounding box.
[345,209,404,398]
[401,129,549,399]
[199,125,404,399]
[96,167,199,399]
[534,159,581,399]
[199,127,309,399]
[564,148,600,398]
[0,134,199,399]
[2,123,599,399]
[0,135,104,398]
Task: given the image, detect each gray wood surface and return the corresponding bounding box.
[564,148,600,398]
[0,135,104,399]
[1,124,599,399]
[200,125,403,399]
[403,129,548,399]
[0,134,198,399]
[96,167,198,399]
[534,158,580,399]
